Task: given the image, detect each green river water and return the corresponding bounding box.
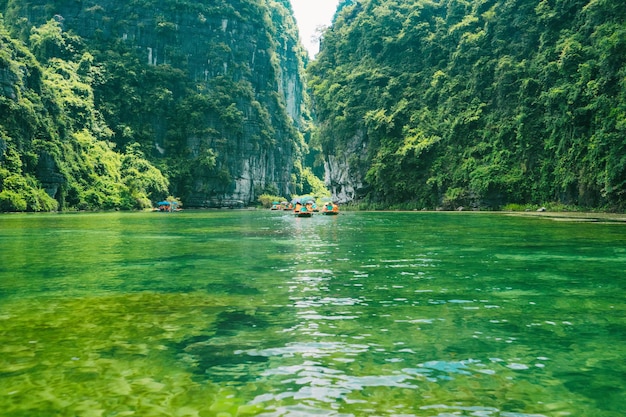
[0,210,624,417]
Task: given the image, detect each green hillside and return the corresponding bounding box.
[309,0,626,210]
[0,19,169,211]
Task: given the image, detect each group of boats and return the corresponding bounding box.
[153,196,339,217]
[271,198,339,217]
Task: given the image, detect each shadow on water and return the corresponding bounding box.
[213,310,270,336]
[559,367,626,411]
[171,310,273,382]
[205,282,261,296]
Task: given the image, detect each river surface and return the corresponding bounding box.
[0,210,624,417]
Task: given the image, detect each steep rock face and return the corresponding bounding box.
[35,152,66,200]
[0,66,19,100]
[5,0,308,206]
[323,130,368,203]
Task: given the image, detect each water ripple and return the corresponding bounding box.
[420,404,548,417]
[242,342,369,359]
[252,361,417,409]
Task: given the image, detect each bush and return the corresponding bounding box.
[0,190,27,211]
[258,193,284,208]
[501,203,538,212]
[442,187,468,210]
[25,188,59,211]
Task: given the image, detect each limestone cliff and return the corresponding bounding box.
[5,0,309,206]
[323,129,367,204]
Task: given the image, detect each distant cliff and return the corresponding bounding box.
[2,0,310,209]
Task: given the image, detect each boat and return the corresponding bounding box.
[321,202,339,215]
[270,201,281,210]
[156,200,181,212]
[294,203,313,217]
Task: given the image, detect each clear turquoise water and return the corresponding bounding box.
[0,210,624,416]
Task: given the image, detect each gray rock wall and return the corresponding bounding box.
[323,129,367,204]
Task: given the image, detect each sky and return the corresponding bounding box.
[289,0,341,57]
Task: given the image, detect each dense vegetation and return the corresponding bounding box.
[3,0,625,212]
[309,0,626,210]
[0,0,311,212]
[0,19,168,211]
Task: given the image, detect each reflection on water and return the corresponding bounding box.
[0,210,625,416]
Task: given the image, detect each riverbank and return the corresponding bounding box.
[504,210,626,223]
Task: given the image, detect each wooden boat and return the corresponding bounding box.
[294,203,313,217]
[321,202,339,215]
[156,201,181,212]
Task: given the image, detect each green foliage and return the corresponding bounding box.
[0,18,167,212]
[502,203,539,212]
[0,149,59,212]
[29,19,82,63]
[309,0,626,211]
[257,193,284,208]
[0,190,26,211]
[55,132,169,210]
[165,195,182,207]
[301,167,330,198]
[121,143,169,208]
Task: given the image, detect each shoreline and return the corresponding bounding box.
[502,210,626,223]
[339,208,626,223]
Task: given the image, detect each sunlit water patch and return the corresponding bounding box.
[0,210,625,416]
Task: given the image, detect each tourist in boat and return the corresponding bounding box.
[321,201,339,215]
